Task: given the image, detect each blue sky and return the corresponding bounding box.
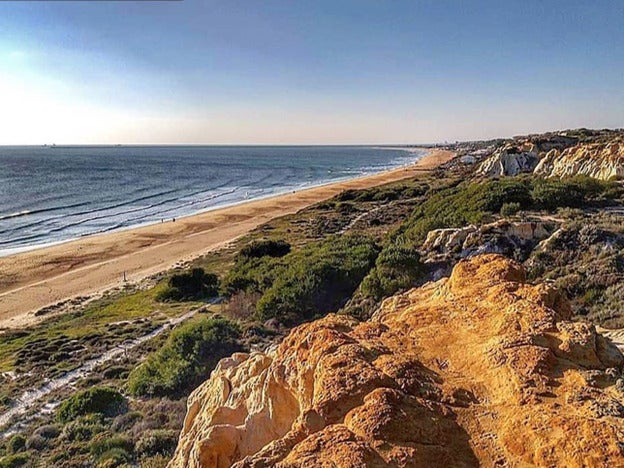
[0,0,622,144]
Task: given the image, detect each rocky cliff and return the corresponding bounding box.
[476,143,539,176]
[534,141,624,180]
[169,254,624,467]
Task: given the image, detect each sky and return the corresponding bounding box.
[0,0,622,145]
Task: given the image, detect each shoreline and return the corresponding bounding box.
[0,149,455,329]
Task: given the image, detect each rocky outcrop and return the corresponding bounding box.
[534,141,624,180]
[169,255,624,467]
[421,220,555,269]
[477,143,539,176]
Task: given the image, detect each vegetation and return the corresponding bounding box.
[238,239,291,259]
[156,267,220,302]
[400,176,619,243]
[127,317,241,397]
[359,242,424,301]
[256,235,380,322]
[57,387,127,423]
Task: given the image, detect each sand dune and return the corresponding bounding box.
[0,149,454,329]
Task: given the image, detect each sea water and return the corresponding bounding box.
[0,145,426,255]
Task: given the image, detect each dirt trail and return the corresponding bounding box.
[0,307,200,436]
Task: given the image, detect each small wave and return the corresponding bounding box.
[0,201,91,221]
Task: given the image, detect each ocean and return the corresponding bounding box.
[0,145,426,256]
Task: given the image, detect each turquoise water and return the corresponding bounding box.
[0,145,425,254]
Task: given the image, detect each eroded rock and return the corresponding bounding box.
[170,254,624,468]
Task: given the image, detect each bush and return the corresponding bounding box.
[360,241,424,301]
[500,202,521,216]
[238,240,290,259]
[0,453,29,468]
[61,414,107,441]
[57,387,127,423]
[127,317,241,398]
[111,411,143,432]
[135,429,178,457]
[531,176,610,211]
[137,455,169,468]
[5,435,25,454]
[255,235,380,323]
[95,447,131,468]
[156,268,219,302]
[90,435,133,458]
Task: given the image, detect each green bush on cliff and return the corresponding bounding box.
[221,252,285,297]
[360,241,424,301]
[255,235,380,323]
[156,268,219,302]
[57,387,127,423]
[127,317,241,398]
[238,239,291,259]
[135,429,178,458]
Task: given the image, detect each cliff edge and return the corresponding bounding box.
[169,254,624,467]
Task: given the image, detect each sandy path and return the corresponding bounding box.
[0,149,454,328]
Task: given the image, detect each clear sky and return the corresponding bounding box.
[0,0,622,145]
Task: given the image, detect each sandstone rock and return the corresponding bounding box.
[477,143,539,176]
[534,141,624,180]
[421,220,555,264]
[170,254,624,468]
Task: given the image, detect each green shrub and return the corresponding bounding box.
[221,253,285,296]
[255,235,380,323]
[531,176,610,211]
[57,387,127,423]
[156,268,219,302]
[127,317,241,397]
[360,241,424,301]
[111,411,143,432]
[500,202,521,216]
[238,239,290,259]
[61,415,107,441]
[135,429,178,457]
[0,453,29,468]
[95,447,131,468]
[5,435,25,454]
[137,455,169,468]
[90,435,133,458]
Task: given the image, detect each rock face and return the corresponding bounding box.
[534,141,624,180]
[477,143,540,176]
[421,220,555,264]
[169,255,624,467]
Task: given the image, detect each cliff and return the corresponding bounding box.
[476,143,539,176]
[169,254,624,467]
[534,141,624,180]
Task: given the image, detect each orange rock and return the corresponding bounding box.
[169,254,624,468]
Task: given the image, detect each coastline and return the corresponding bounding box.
[0,149,455,329]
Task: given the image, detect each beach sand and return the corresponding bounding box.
[0,149,454,328]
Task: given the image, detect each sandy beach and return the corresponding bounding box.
[0,149,454,328]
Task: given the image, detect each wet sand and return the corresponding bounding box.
[0,149,455,328]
